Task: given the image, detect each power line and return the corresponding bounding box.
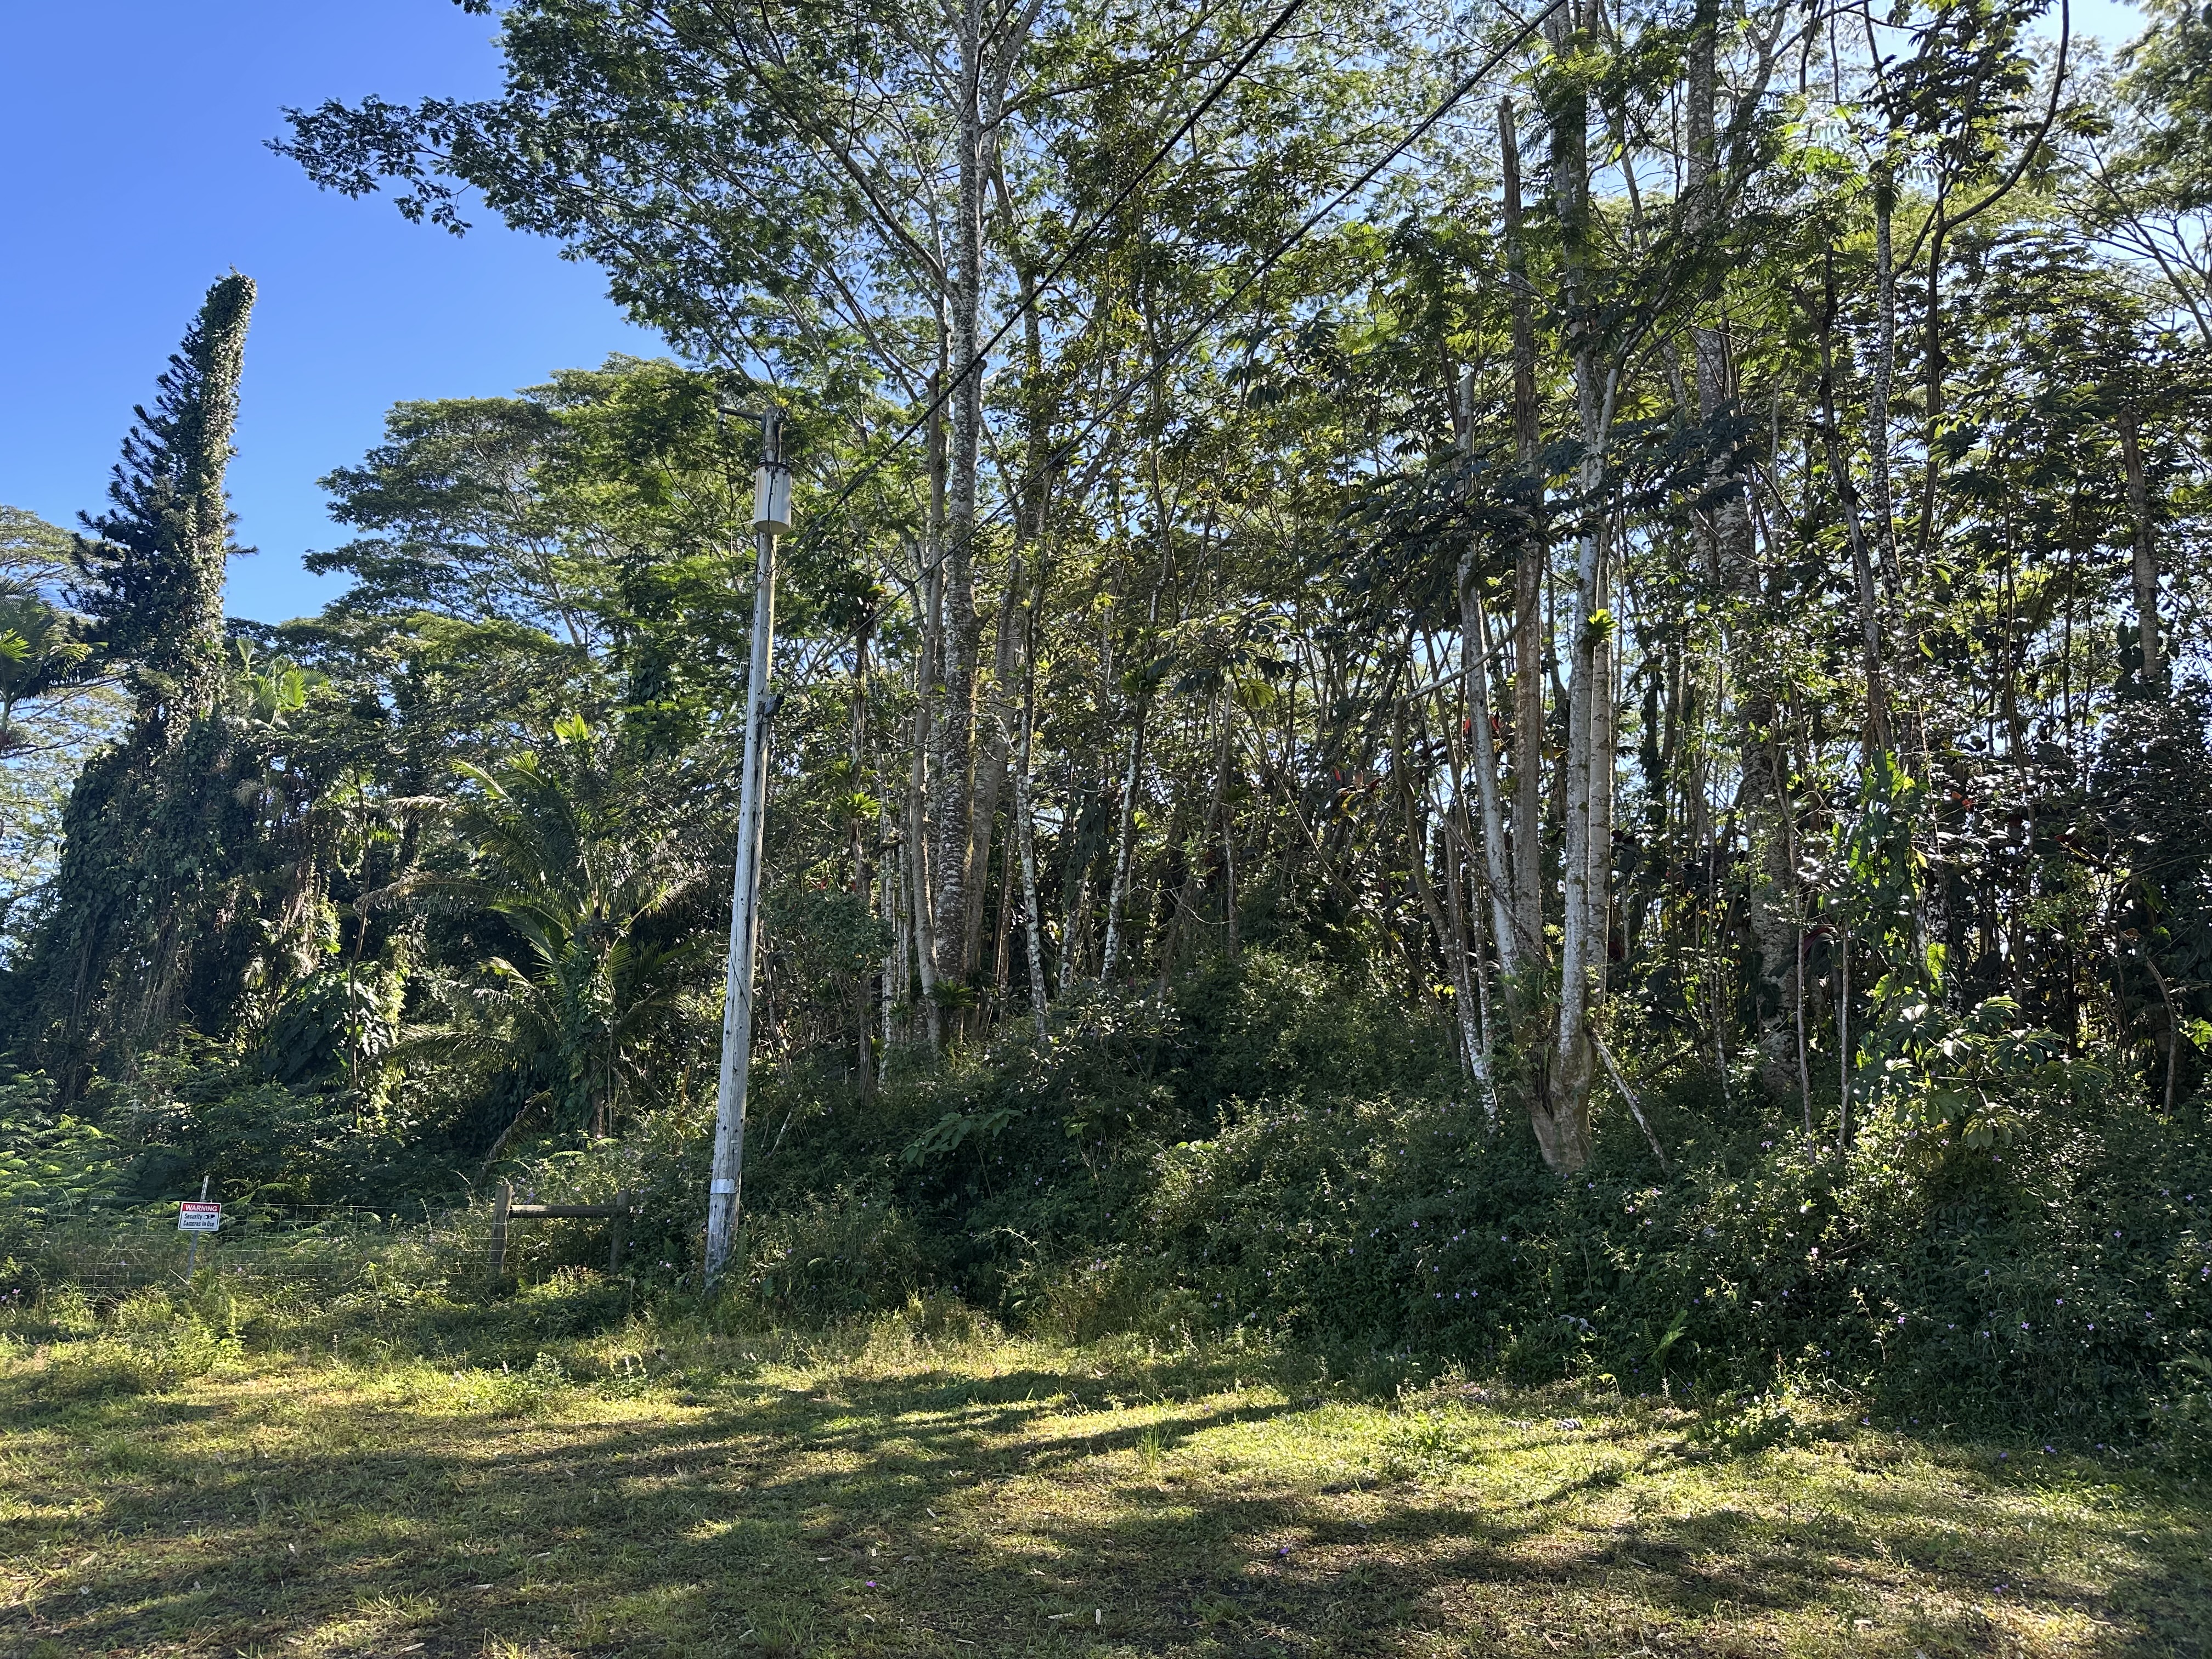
[806,0,1318,526]
[827,0,1570,573]
[1020,0,1570,515]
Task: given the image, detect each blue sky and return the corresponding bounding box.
[2033,0,2145,52]
[0,2,664,624]
[0,0,2141,627]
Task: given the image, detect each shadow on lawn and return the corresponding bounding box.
[2,1325,2206,1659]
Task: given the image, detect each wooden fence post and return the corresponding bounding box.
[489,1180,512,1279]
[608,1192,629,1275]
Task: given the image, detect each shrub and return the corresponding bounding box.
[1116,1080,2212,1441]
[735,1189,923,1322]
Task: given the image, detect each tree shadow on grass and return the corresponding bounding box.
[1,1327,2204,1659]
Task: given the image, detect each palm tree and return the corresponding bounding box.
[0,588,92,755]
[386,725,712,1150]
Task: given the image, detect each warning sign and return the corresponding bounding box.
[177,1201,222,1233]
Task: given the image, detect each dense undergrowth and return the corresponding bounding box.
[409,955,2212,1453]
[11,950,2211,1458]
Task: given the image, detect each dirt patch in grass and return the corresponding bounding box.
[1,1307,2204,1658]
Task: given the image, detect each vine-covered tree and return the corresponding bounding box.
[75,273,255,732]
[13,275,279,1100]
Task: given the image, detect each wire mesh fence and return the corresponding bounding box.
[2,1197,641,1306]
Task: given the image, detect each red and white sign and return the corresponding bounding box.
[177,1201,222,1233]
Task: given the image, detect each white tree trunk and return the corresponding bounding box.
[1011,690,1050,1039]
[1098,702,1147,983]
[1585,544,1615,1012]
[1459,582,1521,978]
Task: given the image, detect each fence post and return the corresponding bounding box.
[489,1180,512,1280]
[608,1192,629,1276]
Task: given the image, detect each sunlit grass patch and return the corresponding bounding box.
[0,1300,2203,1658]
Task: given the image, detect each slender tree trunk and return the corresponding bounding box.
[1688,3,1795,1096]
[1796,926,1813,1134]
[1417,687,1494,1112]
[909,753,940,1045]
[989,811,1015,1011]
[1222,719,1240,960]
[1157,696,1227,991]
[1914,199,1950,563]
[1099,700,1147,983]
[1003,213,1055,1036]
[1868,150,1900,571]
[911,557,943,1047]
[1439,808,1486,1083]
[1838,929,1852,1147]
[1458,820,1498,1113]
[1460,588,1520,974]
[1012,661,1049,1040]
[851,620,874,1090]
[934,7,988,998]
[1823,422,1892,748]
[1686,0,1734,578]
[1549,504,1601,1171]
[1586,545,1616,1010]
[1821,257,1892,751]
[2119,407,2165,692]
[1542,2,1601,1173]
[962,560,1022,993]
[1500,100,1548,973]
[882,831,901,1051]
[1058,760,1092,995]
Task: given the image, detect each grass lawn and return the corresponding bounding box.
[1,1288,2206,1659]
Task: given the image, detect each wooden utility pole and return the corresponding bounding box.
[704,410,792,1284]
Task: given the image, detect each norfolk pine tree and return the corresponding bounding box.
[15,275,260,1097]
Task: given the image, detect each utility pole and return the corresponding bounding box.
[704,408,792,1284]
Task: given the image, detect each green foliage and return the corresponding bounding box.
[0,1073,122,1216]
[1010,1073,2211,1440]
[25,0,2212,1476]
[0,589,92,745]
[668,949,2209,1444]
[766,878,891,1022]
[369,932,2137,1444]
[111,1047,418,1204]
[1865,992,2092,1152]
[307,393,574,633]
[733,1189,923,1322]
[71,274,255,716]
[1827,752,1928,972]
[494,1104,712,1286]
[4,280,358,1110]
[384,722,718,1150]
[0,510,122,960]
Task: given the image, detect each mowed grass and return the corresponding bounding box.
[1,1288,2207,1659]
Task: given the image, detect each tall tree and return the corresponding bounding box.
[12,276,262,1096]
[73,274,255,738]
